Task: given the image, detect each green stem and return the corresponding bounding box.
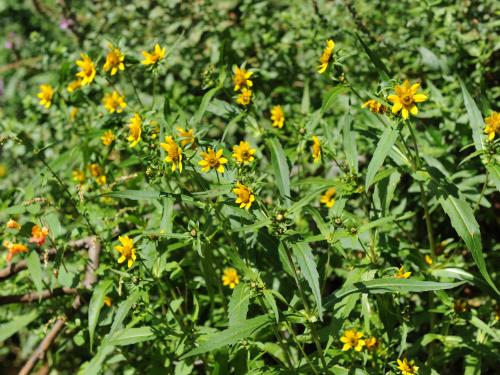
[126,69,144,107]
[257,297,295,371]
[408,122,436,260]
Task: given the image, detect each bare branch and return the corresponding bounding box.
[0,287,77,305]
[18,236,102,375]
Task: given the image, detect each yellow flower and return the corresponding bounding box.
[395,265,411,279]
[0,164,6,178]
[37,84,54,108]
[176,127,196,148]
[104,296,113,307]
[89,164,102,177]
[318,39,335,74]
[75,54,96,86]
[3,241,28,262]
[233,182,255,210]
[397,358,419,375]
[103,91,127,113]
[232,141,256,164]
[320,188,336,208]
[312,136,321,163]
[484,111,500,141]
[160,136,183,172]
[198,148,228,173]
[271,105,285,128]
[424,255,433,266]
[362,99,386,114]
[72,169,85,182]
[103,44,125,76]
[365,336,378,351]
[141,44,166,65]
[236,87,252,106]
[101,130,116,146]
[6,219,21,230]
[30,225,49,246]
[222,267,240,289]
[387,80,428,120]
[340,329,365,352]
[233,66,253,91]
[127,113,142,147]
[114,235,137,268]
[67,80,82,93]
[96,175,107,186]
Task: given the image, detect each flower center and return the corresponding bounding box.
[402,94,413,106]
[208,157,219,168]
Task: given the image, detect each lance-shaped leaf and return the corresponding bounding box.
[439,195,499,295]
[365,126,399,189]
[323,278,464,308]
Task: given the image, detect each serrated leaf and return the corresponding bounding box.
[323,278,464,308]
[486,163,500,192]
[292,242,322,320]
[266,138,291,204]
[439,195,499,295]
[228,283,250,327]
[106,327,155,346]
[89,280,113,351]
[180,315,271,359]
[460,80,485,152]
[365,126,399,189]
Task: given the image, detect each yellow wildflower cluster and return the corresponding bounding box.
[233,65,253,106]
[340,329,378,353]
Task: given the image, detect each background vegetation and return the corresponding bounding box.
[1,0,499,374]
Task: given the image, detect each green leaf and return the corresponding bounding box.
[469,316,500,342]
[365,126,399,189]
[89,280,113,351]
[26,251,44,292]
[228,283,250,327]
[266,138,291,204]
[292,242,322,320]
[342,112,358,173]
[486,163,500,192]
[439,195,499,295]
[323,278,464,308]
[160,197,174,233]
[460,79,485,152]
[180,315,271,359]
[263,290,280,323]
[355,33,391,81]
[79,345,115,375]
[0,310,38,342]
[109,290,141,335]
[106,327,155,346]
[321,86,348,115]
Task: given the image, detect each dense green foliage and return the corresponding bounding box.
[1,1,499,374]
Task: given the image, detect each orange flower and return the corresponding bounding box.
[30,225,49,246]
[3,240,28,262]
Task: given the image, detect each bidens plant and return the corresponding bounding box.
[1,1,499,375]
